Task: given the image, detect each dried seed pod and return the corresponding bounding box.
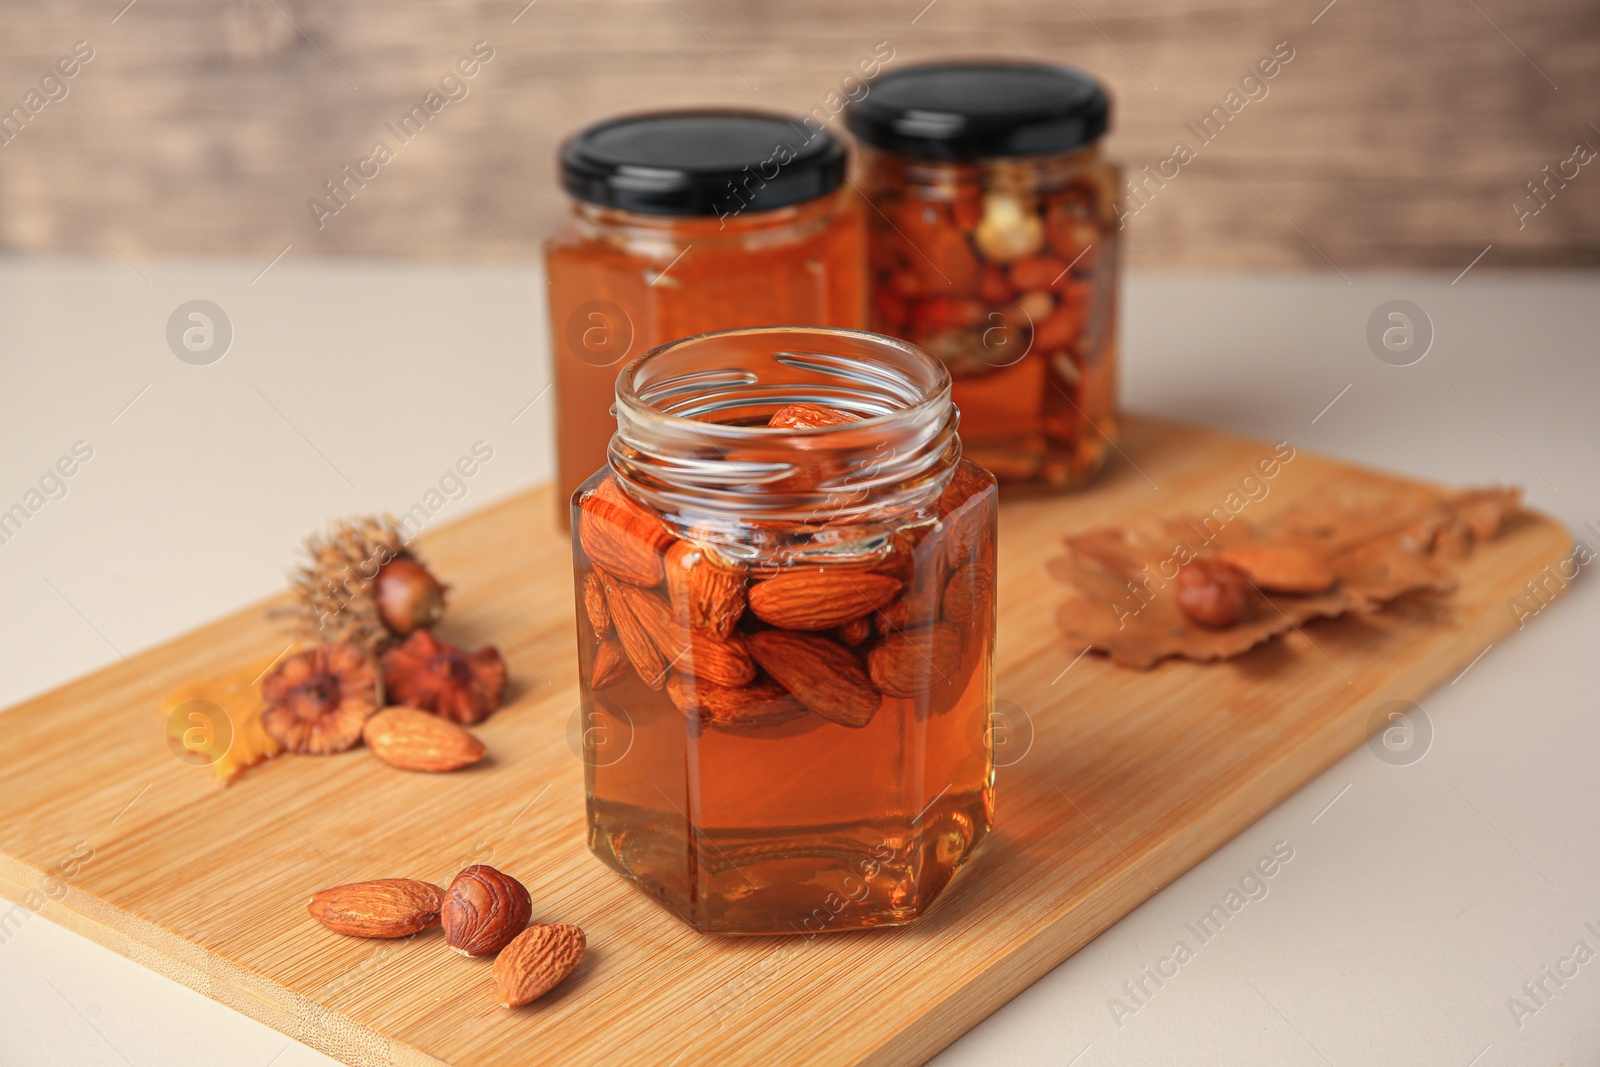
[260,644,379,755]
[288,516,451,656]
[383,630,507,725]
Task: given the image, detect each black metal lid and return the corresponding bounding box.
[559,110,848,217]
[844,60,1110,161]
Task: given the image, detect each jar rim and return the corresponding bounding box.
[614,325,951,436]
[609,325,959,534]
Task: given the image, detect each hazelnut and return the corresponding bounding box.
[1175,558,1254,629]
[442,864,531,957]
[374,557,446,635]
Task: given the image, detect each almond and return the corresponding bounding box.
[602,574,668,689]
[746,631,881,728]
[581,571,611,637]
[680,630,757,688]
[942,561,994,627]
[664,541,746,638]
[362,707,486,773]
[592,634,628,689]
[578,476,675,587]
[868,623,963,698]
[665,674,809,729]
[768,402,860,429]
[611,582,755,687]
[835,615,874,647]
[442,864,532,957]
[877,561,944,632]
[748,570,902,631]
[936,461,995,568]
[307,878,444,938]
[1216,545,1336,594]
[493,923,586,1008]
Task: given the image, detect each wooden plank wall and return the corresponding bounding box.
[0,0,1595,271]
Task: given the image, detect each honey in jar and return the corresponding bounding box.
[845,61,1123,490]
[545,111,867,504]
[570,326,996,934]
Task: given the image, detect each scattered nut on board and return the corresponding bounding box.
[307,879,445,938]
[362,706,487,772]
[493,924,587,1008]
[442,864,532,957]
[308,865,587,1008]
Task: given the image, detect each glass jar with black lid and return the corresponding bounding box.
[845,61,1122,490]
[545,110,866,503]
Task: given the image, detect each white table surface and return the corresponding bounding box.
[0,262,1595,1067]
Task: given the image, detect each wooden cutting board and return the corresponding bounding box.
[0,415,1572,1067]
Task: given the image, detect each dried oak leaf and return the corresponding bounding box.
[383,629,508,725]
[1052,486,1519,670]
[260,644,379,754]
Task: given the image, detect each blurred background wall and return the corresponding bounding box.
[0,0,1595,272]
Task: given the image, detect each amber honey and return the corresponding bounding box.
[569,327,996,934]
[545,111,867,505]
[846,61,1124,490]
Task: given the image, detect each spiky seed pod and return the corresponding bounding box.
[260,643,380,754]
[289,516,445,657]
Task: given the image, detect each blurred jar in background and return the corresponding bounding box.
[545,111,867,503]
[846,62,1122,490]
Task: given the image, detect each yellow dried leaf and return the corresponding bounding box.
[159,654,287,785]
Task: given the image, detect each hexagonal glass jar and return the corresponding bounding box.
[570,326,996,934]
[846,61,1124,491]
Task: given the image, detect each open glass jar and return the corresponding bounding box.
[845,61,1122,490]
[546,111,867,504]
[570,326,996,934]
